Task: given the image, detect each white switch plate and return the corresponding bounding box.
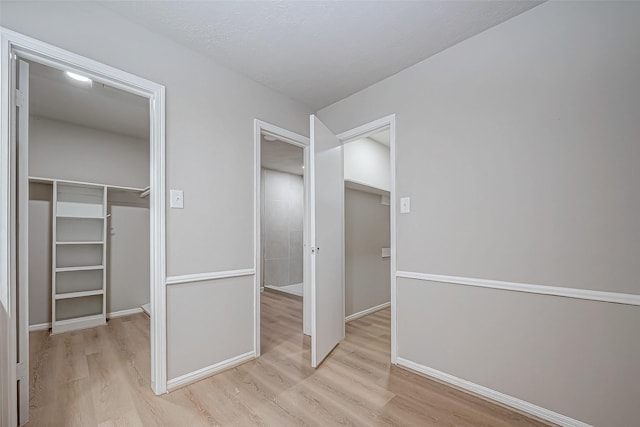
[400,197,411,213]
[170,189,184,209]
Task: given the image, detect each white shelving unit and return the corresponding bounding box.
[29,176,148,334]
[52,181,108,334]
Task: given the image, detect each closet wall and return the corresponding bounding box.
[345,188,390,317]
[260,168,304,289]
[28,116,150,327]
[344,137,390,192]
[344,137,391,318]
[30,116,148,188]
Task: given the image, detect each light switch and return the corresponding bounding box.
[400,197,410,213]
[170,190,184,209]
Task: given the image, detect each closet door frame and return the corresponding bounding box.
[0,27,168,409]
[336,114,397,363]
[253,119,310,357]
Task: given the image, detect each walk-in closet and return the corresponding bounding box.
[26,60,150,334]
[343,128,391,322]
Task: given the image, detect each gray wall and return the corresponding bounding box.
[27,118,150,326]
[0,1,312,381]
[107,190,150,314]
[261,168,303,288]
[27,184,51,326]
[318,2,640,426]
[30,116,149,189]
[344,138,390,192]
[344,188,390,317]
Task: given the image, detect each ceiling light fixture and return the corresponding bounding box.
[263,134,277,142]
[65,71,92,83]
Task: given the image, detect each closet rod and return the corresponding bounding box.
[28,176,146,193]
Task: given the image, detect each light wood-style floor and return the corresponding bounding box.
[27,291,550,426]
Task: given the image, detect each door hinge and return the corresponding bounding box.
[311,247,320,254]
[15,89,26,107]
[16,362,27,381]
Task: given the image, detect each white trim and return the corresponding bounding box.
[337,114,397,363]
[0,27,167,401]
[166,268,255,286]
[336,115,395,144]
[149,79,167,396]
[345,302,390,322]
[108,307,144,318]
[28,307,146,332]
[16,58,30,424]
[396,271,640,306]
[396,358,590,427]
[254,119,310,358]
[167,351,255,391]
[256,120,310,148]
[264,284,303,297]
[1,30,17,427]
[53,314,106,334]
[28,323,50,332]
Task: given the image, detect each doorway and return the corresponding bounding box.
[337,115,397,363]
[253,120,310,357]
[25,58,151,330]
[1,28,166,426]
[343,127,392,322]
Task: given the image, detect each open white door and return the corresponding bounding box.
[309,115,344,368]
[15,58,30,425]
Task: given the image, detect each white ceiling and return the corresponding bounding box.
[261,136,304,176]
[101,1,542,110]
[28,60,149,139]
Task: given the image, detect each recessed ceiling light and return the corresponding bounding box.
[65,71,92,83]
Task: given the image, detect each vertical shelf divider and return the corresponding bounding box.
[51,180,107,334]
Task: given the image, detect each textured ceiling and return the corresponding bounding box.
[101,1,542,110]
[29,61,149,139]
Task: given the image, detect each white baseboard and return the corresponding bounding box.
[345,301,390,322]
[264,284,303,297]
[396,357,591,427]
[167,351,255,391]
[108,307,143,318]
[29,322,51,332]
[28,307,145,332]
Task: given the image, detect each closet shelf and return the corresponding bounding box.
[55,289,104,300]
[344,179,390,196]
[29,176,145,192]
[50,179,108,334]
[56,265,104,273]
[56,214,104,219]
[56,241,104,245]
